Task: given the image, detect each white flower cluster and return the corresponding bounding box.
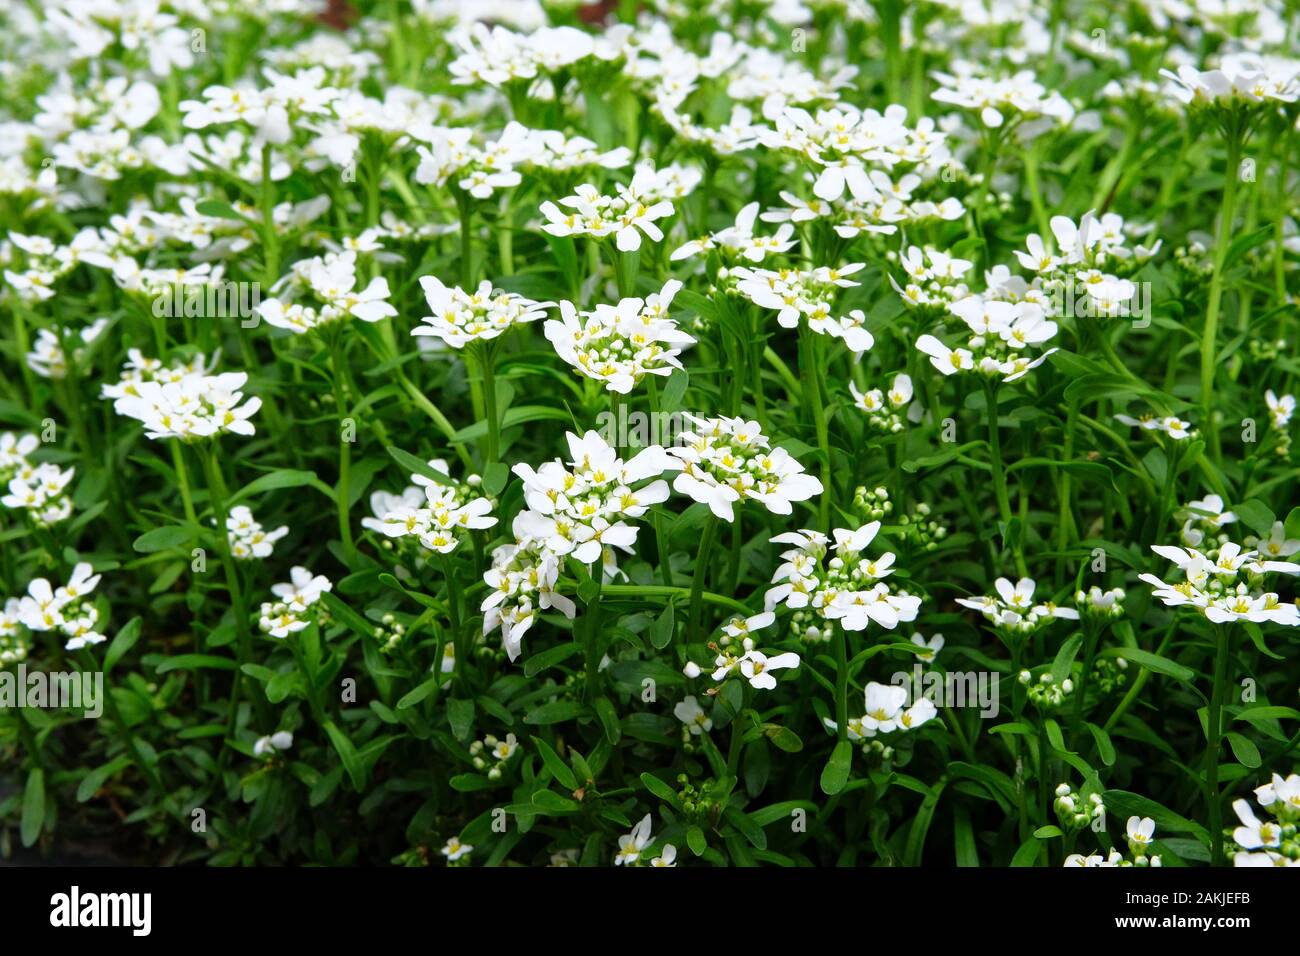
[931,63,1075,131]
[539,165,697,252]
[1113,410,1196,442]
[102,352,262,442]
[0,432,74,527]
[1140,538,1300,626]
[681,621,800,697]
[756,104,958,204]
[765,523,922,637]
[1013,211,1159,315]
[447,23,624,88]
[415,122,632,199]
[915,291,1061,385]
[2,563,106,653]
[850,374,915,433]
[829,681,937,741]
[26,317,110,379]
[956,576,1079,634]
[225,505,289,561]
[732,262,874,354]
[469,732,520,780]
[670,201,796,266]
[483,431,676,659]
[889,245,975,311]
[543,281,695,394]
[257,567,333,639]
[1232,773,1300,867]
[413,276,551,350]
[362,458,496,555]
[1162,55,1300,109]
[1065,816,1163,867]
[257,250,397,334]
[667,415,823,522]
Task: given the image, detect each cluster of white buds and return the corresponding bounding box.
[1054,783,1105,831]
[1020,670,1074,709]
[898,503,948,552]
[470,733,520,781]
[371,613,407,653]
[852,485,893,521]
[1075,586,1126,619]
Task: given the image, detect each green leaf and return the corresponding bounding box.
[104,617,142,673]
[229,468,333,506]
[451,405,571,443]
[321,720,367,790]
[530,789,580,813]
[532,737,578,791]
[386,446,453,485]
[155,654,238,674]
[723,806,768,850]
[481,461,509,496]
[661,368,689,413]
[1087,722,1116,766]
[21,768,45,847]
[1225,731,1261,768]
[1051,633,1082,685]
[687,825,707,856]
[1101,647,1193,682]
[195,198,249,221]
[523,700,588,725]
[77,755,132,803]
[640,772,680,806]
[1233,499,1275,537]
[446,698,475,740]
[593,697,621,744]
[651,600,675,650]
[132,524,195,553]
[523,642,580,678]
[819,739,852,795]
[396,678,438,710]
[1010,836,1042,866]
[319,591,375,641]
[763,724,804,753]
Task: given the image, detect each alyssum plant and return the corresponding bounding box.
[0,0,1298,868]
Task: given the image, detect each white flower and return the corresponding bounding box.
[413,276,552,349]
[649,845,677,867]
[441,836,473,862]
[668,415,822,522]
[544,281,695,393]
[253,730,293,757]
[614,814,655,865]
[674,695,713,735]
[1265,389,1295,429]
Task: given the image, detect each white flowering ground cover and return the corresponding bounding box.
[0,0,1299,870]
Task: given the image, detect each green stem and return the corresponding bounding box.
[833,623,849,743]
[983,378,1025,576]
[686,515,721,640]
[1201,131,1243,465]
[328,337,356,564]
[1206,624,1230,866]
[169,439,198,526]
[799,325,832,531]
[477,340,499,466]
